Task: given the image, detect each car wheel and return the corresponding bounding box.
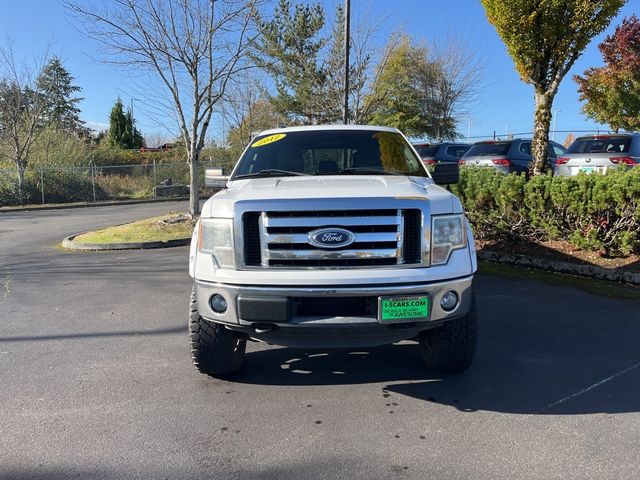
[418,298,477,373]
[189,285,246,377]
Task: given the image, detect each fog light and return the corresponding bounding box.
[440,291,458,311]
[210,294,228,313]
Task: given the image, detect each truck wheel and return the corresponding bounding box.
[189,286,246,376]
[418,300,477,373]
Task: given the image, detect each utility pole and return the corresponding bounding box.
[130,98,135,147]
[552,109,560,141]
[343,0,351,125]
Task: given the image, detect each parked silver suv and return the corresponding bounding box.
[554,133,640,176]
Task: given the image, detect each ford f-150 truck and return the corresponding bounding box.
[188,125,477,376]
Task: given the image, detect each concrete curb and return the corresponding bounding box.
[1,196,190,213]
[62,234,190,251]
[478,250,640,285]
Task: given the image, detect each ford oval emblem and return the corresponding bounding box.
[308,228,356,249]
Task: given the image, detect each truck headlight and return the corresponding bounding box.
[198,218,235,268]
[431,214,467,265]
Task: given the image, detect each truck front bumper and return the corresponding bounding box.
[195,275,473,348]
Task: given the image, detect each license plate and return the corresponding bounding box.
[580,167,594,173]
[378,295,430,323]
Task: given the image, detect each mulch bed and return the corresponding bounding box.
[476,239,640,274]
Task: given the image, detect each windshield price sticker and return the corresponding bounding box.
[251,133,286,148]
[379,296,430,323]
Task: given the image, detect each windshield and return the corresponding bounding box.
[232,130,427,179]
[446,145,471,158]
[465,142,511,157]
[414,144,438,157]
[567,137,631,154]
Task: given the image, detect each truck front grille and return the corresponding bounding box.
[242,212,262,266]
[241,209,422,269]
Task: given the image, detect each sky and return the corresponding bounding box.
[2,0,639,145]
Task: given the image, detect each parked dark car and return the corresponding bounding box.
[461,138,567,174]
[413,142,471,168]
[554,133,640,176]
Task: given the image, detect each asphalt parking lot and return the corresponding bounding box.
[1,201,640,480]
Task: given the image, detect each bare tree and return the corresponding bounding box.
[428,35,484,141]
[348,24,400,124]
[0,45,49,204]
[144,131,173,148]
[221,75,287,156]
[65,0,261,216]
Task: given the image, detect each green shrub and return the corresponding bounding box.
[0,171,28,206]
[455,167,640,256]
[39,169,107,203]
[452,168,530,240]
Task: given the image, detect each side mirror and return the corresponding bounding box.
[431,161,459,185]
[205,168,228,189]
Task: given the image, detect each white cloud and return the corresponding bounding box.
[84,121,109,132]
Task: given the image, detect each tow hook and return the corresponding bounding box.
[253,323,277,334]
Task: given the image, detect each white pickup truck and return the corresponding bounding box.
[188,125,477,376]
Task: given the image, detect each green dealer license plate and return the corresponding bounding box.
[378,295,430,323]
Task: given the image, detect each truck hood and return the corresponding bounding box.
[204,175,459,217]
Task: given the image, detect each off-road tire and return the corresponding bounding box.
[189,286,246,376]
[418,299,477,373]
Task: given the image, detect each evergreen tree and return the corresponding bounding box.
[107,98,143,148]
[252,0,328,123]
[253,0,372,124]
[36,57,86,135]
[108,98,128,148]
[126,109,144,148]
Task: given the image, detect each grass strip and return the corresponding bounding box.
[73,213,194,244]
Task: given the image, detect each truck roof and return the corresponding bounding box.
[256,124,401,136]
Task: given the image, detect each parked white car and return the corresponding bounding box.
[188,125,478,376]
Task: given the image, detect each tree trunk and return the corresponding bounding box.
[188,145,201,217]
[16,162,26,205]
[530,91,553,175]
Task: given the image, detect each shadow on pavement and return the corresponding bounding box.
[0,325,184,342]
[233,288,640,415]
[1,251,187,279]
[233,339,640,415]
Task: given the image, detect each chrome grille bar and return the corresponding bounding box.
[264,215,401,228]
[265,232,400,244]
[265,248,399,261]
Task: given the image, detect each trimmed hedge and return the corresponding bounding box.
[453,167,640,257]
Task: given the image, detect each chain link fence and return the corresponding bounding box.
[0,160,227,207]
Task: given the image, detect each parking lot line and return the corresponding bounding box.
[535,360,640,414]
